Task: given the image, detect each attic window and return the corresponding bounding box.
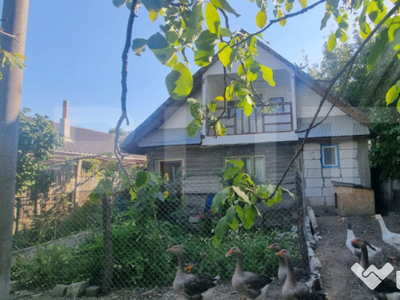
[321,145,339,168]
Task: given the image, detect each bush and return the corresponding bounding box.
[11,240,103,289]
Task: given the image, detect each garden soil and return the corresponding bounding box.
[10,211,400,300]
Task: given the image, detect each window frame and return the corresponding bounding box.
[158,159,184,181]
[224,155,266,182]
[321,145,340,168]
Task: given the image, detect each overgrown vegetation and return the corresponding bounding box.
[11,219,300,289]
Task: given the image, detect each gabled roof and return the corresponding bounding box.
[121,41,370,154]
[52,122,115,155]
[50,122,144,166]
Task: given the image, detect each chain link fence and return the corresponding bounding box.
[10,161,309,295]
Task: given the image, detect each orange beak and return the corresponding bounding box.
[338,217,343,221]
[267,244,274,250]
[351,238,358,244]
[226,249,233,256]
[371,215,376,219]
[167,247,174,252]
[276,250,283,256]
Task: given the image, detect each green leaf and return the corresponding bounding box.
[282,187,295,199]
[194,50,214,67]
[214,121,226,136]
[226,206,236,223]
[326,0,339,11]
[320,12,331,30]
[243,205,256,229]
[208,101,217,113]
[195,30,218,51]
[206,3,221,36]
[166,31,179,46]
[165,62,193,100]
[99,178,113,195]
[187,120,200,138]
[277,9,286,26]
[367,28,388,73]
[367,1,386,24]
[147,33,176,65]
[236,205,244,222]
[238,95,254,116]
[212,216,229,247]
[188,2,204,29]
[228,217,239,231]
[142,0,164,11]
[113,0,126,7]
[135,170,149,188]
[224,166,241,180]
[298,0,307,9]
[149,10,158,22]
[210,0,240,17]
[129,187,138,200]
[233,173,245,186]
[211,187,230,212]
[386,82,400,105]
[256,10,267,28]
[221,28,233,37]
[261,65,275,86]
[327,33,337,51]
[218,42,234,69]
[131,38,148,56]
[232,186,250,204]
[229,159,244,168]
[397,99,400,114]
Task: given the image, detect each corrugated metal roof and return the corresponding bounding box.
[138,128,201,147]
[297,115,370,139]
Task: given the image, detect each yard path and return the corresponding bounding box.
[314,210,400,300]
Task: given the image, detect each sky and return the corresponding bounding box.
[2,0,338,133]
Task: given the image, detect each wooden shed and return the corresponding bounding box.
[333,181,375,216]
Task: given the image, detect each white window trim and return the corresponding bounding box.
[321,145,340,168]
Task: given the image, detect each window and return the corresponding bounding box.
[270,97,285,112]
[321,145,339,168]
[159,160,183,182]
[225,155,266,182]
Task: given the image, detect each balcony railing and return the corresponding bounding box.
[207,102,293,136]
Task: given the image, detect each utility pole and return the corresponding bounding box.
[0,0,29,298]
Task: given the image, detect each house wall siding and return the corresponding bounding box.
[295,80,345,118]
[144,142,298,225]
[302,139,370,207]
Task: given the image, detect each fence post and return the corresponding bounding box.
[14,198,20,234]
[102,194,113,294]
[296,171,310,272]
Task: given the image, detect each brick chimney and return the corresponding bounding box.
[60,100,70,140]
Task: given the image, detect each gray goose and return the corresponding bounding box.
[226,246,272,300]
[276,250,328,300]
[167,245,220,300]
[267,243,320,289]
[339,217,381,259]
[351,238,400,300]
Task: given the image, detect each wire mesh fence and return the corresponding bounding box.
[10,162,309,294]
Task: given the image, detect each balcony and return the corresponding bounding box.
[207,102,293,136]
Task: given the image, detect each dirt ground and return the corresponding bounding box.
[10,211,400,300]
[313,208,400,300]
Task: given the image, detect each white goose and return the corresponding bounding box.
[372,214,400,251]
[339,217,381,259]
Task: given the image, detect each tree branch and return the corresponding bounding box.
[263,0,400,200]
[114,0,138,176]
